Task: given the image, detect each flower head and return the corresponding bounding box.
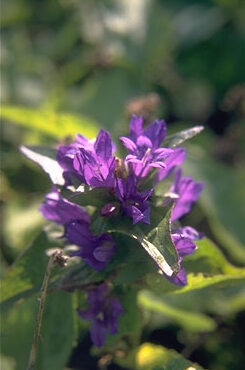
[66,220,116,270]
[73,130,116,188]
[167,169,204,222]
[155,147,186,184]
[169,226,203,286]
[39,187,90,224]
[40,187,116,270]
[77,284,123,347]
[120,115,173,179]
[115,175,153,224]
[57,134,94,185]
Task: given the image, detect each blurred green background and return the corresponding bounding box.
[1,0,245,369]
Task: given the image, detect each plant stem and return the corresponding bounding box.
[26,250,64,370]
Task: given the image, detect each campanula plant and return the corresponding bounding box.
[21,115,205,350]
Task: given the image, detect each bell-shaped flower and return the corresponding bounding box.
[66,220,116,270]
[73,130,116,188]
[167,169,204,222]
[115,175,153,224]
[169,226,203,286]
[77,284,123,347]
[39,187,90,225]
[120,115,173,179]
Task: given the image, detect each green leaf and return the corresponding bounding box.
[107,287,142,346]
[143,239,245,321]
[63,187,115,208]
[1,105,99,138]
[91,287,142,356]
[1,292,75,370]
[184,139,245,264]
[185,237,245,274]
[116,342,204,370]
[145,238,245,296]
[1,232,57,308]
[99,207,180,278]
[164,125,204,147]
[20,145,65,185]
[146,206,180,276]
[35,291,75,370]
[138,290,216,333]
[180,238,245,293]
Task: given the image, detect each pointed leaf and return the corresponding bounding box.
[21,145,65,185]
[145,206,179,275]
[100,206,180,278]
[1,232,59,308]
[165,125,204,147]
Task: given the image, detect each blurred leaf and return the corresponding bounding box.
[1,291,75,370]
[1,105,99,138]
[144,239,245,320]
[3,200,44,251]
[20,145,65,185]
[138,290,216,333]
[184,143,245,264]
[145,238,245,296]
[1,232,56,308]
[78,68,139,131]
[1,0,32,27]
[104,287,142,348]
[165,125,204,147]
[116,342,204,370]
[35,291,75,370]
[185,238,245,274]
[1,298,35,370]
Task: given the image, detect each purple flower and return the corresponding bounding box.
[168,169,204,222]
[73,130,116,188]
[120,115,173,179]
[40,187,116,270]
[57,134,94,185]
[66,220,116,270]
[169,226,203,286]
[155,147,186,184]
[77,284,123,347]
[39,187,90,224]
[115,175,153,224]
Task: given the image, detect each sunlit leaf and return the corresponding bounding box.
[20,145,65,185]
[165,125,204,147]
[116,342,204,370]
[145,238,245,296]
[99,207,180,278]
[1,105,99,138]
[138,290,216,333]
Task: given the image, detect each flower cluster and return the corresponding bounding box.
[37,115,204,346]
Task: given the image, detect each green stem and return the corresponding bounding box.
[27,250,65,370]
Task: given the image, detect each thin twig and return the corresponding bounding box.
[27,250,68,370]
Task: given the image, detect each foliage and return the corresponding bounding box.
[1,0,245,369]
